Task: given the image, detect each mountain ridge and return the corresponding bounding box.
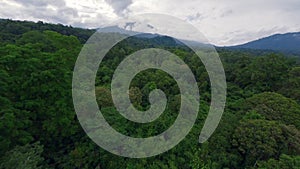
[228,32,300,55]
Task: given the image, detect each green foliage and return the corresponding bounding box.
[129,87,143,108]
[232,54,290,92]
[279,66,300,102]
[95,86,113,108]
[243,92,300,128]
[0,142,45,169]
[0,19,300,169]
[257,154,300,169]
[232,119,284,166]
[0,19,95,44]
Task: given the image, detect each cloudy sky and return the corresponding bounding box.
[0,0,299,46]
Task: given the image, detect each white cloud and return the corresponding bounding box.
[104,0,133,16]
[0,0,299,45]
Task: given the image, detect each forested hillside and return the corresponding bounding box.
[0,19,300,169]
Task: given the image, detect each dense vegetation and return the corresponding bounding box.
[0,19,300,169]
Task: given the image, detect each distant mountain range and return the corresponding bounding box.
[1,18,298,56]
[98,25,215,48]
[99,25,300,55]
[229,32,300,55]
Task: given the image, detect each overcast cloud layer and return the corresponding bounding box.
[0,0,299,46]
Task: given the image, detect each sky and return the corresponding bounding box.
[0,0,299,46]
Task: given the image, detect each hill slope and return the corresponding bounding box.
[231,32,300,54]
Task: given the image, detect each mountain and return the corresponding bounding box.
[98,25,140,36]
[0,19,96,44]
[100,25,300,54]
[230,32,300,55]
[98,25,212,48]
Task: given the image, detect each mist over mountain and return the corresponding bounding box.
[97,25,213,48]
[99,25,300,55]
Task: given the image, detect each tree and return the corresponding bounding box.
[279,67,300,103]
[243,92,300,128]
[0,142,45,169]
[129,87,143,108]
[95,86,113,108]
[234,54,289,92]
[232,119,284,167]
[257,154,300,169]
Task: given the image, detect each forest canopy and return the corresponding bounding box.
[0,19,300,169]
